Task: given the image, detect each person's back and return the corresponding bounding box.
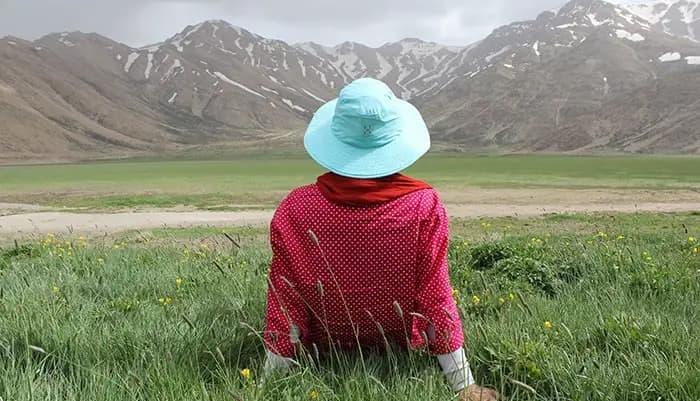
[262,78,498,401]
[265,180,461,356]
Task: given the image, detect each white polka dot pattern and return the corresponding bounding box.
[263,184,464,358]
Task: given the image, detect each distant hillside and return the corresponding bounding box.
[1,0,699,162]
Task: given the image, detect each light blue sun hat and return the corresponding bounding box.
[304,78,431,179]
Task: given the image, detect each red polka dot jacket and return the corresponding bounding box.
[263,175,464,358]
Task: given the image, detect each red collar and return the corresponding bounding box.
[316,172,432,206]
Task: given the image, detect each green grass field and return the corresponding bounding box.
[1,213,699,400]
[1,156,699,399]
[2,155,700,210]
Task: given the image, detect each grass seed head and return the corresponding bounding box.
[392,301,403,318]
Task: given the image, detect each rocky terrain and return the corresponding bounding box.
[1,0,699,161]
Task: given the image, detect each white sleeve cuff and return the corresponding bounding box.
[263,349,297,376]
[437,348,475,392]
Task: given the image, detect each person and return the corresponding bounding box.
[262,78,498,401]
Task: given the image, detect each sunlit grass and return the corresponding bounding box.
[1,213,698,400]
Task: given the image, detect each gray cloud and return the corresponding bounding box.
[0,0,624,48]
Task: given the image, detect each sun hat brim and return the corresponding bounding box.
[304,98,431,179]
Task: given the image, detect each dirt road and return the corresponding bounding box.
[1,201,698,238]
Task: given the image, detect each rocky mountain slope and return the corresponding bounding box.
[623,0,699,41]
[1,0,699,162]
[420,0,700,153]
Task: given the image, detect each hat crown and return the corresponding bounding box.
[331,78,401,149]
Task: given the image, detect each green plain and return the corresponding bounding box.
[1,155,700,210]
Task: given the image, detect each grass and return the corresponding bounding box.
[1,155,700,210]
[1,213,698,400]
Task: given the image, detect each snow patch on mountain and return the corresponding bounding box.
[282,98,307,112]
[659,51,682,61]
[124,52,140,73]
[144,53,155,79]
[485,46,510,63]
[58,33,76,47]
[616,29,646,41]
[161,59,182,82]
[302,88,326,103]
[259,85,279,95]
[213,71,266,98]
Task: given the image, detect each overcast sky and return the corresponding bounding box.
[1,0,639,48]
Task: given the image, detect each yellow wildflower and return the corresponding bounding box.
[176,278,183,287]
[689,236,697,243]
[509,293,515,301]
[240,368,251,379]
[113,244,120,249]
[97,258,104,264]
[310,390,319,400]
[200,243,209,250]
[52,286,59,295]
[452,288,460,296]
[499,297,506,304]
[472,295,480,305]
[693,247,698,255]
[183,249,190,256]
[617,235,625,241]
[544,321,553,329]
[597,232,608,239]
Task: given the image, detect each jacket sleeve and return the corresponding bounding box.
[263,210,311,358]
[412,193,464,355]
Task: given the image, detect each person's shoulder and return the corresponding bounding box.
[406,187,443,204]
[282,184,321,204]
[274,184,321,215]
[405,188,446,218]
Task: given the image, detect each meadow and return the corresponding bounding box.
[2,155,700,210]
[1,155,699,400]
[1,212,699,400]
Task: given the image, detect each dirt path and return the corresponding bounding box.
[1,201,699,238]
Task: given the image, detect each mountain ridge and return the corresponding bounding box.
[1,0,700,162]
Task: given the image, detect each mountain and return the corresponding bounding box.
[0,34,169,162]
[295,39,470,99]
[1,0,700,162]
[622,0,699,42]
[420,0,700,153]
